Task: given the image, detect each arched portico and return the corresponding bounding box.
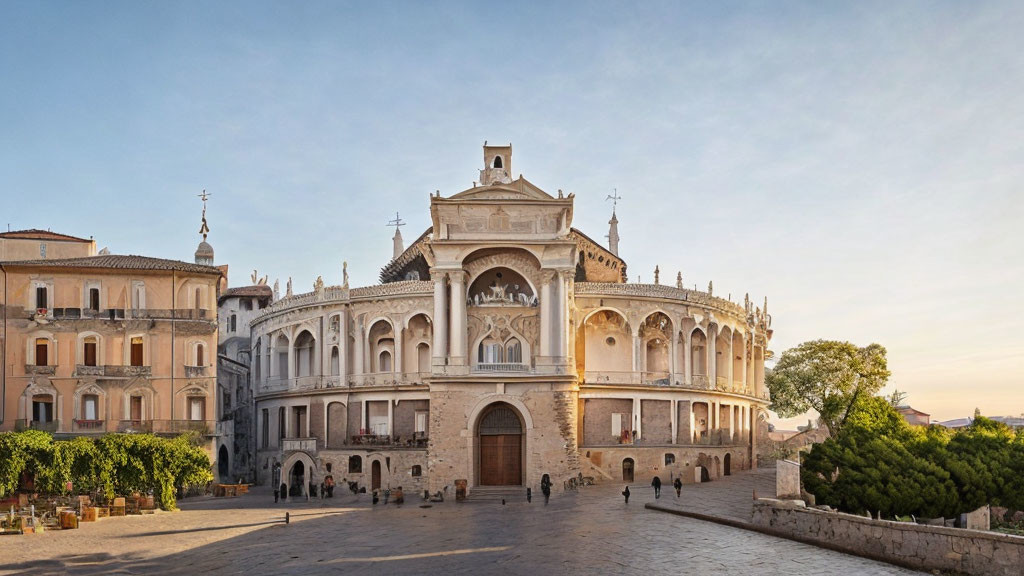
[281,451,317,498]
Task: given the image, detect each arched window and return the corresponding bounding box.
[505,338,522,364]
[493,155,503,168]
[331,347,340,376]
[378,350,392,373]
[194,287,202,311]
[478,340,502,364]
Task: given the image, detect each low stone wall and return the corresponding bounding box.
[752,499,1024,576]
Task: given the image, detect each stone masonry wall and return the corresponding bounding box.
[582,446,745,484]
[582,398,633,445]
[639,400,671,445]
[751,499,1024,576]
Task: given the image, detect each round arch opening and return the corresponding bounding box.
[476,402,525,486]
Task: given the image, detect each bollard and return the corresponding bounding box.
[285,512,290,525]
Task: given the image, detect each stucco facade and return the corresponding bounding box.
[0,253,221,457]
[251,145,773,498]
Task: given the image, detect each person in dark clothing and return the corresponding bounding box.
[652,476,662,498]
[674,477,682,498]
[541,474,552,505]
[622,485,630,504]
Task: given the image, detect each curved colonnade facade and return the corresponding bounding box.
[251,145,773,497]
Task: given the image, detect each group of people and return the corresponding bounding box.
[621,476,682,503]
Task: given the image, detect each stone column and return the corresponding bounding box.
[689,403,696,443]
[554,270,571,363]
[728,332,734,386]
[708,326,717,385]
[669,327,678,382]
[339,308,349,378]
[671,399,677,444]
[387,398,394,436]
[286,334,295,381]
[353,316,365,375]
[683,329,692,385]
[449,271,467,366]
[395,325,404,376]
[741,333,748,391]
[539,273,552,360]
[728,405,735,443]
[633,397,641,441]
[432,273,448,367]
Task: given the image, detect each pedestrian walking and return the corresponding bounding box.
[652,475,662,499]
[541,474,552,505]
[674,477,682,498]
[622,485,630,504]
[526,487,532,503]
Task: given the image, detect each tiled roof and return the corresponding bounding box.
[0,229,92,242]
[0,254,222,275]
[219,285,273,303]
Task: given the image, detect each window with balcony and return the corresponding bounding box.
[415,411,428,435]
[36,286,47,309]
[130,337,144,366]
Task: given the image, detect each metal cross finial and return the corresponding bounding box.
[198,189,211,240]
[605,188,622,212]
[386,211,406,231]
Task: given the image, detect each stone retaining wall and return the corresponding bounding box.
[751,499,1024,576]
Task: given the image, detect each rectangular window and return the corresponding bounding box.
[278,407,285,440]
[415,411,428,434]
[189,397,205,421]
[89,288,100,311]
[261,409,270,449]
[293,406,306,438]
[222,391,231,412]
[84,340,98,367]
[83,395,98,420]
[130,396,143,421]
[33,396,53,423]
[35,338,48,366]
[130,337,144,366]
[611,413,622,437]
[36,286,47,309]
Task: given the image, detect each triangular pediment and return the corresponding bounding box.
[450,177,553,201]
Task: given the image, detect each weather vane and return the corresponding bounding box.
[386,211,405,231]
[198,189,211,241]
[606,188,622,212]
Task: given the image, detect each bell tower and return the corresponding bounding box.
[479,142,512,185]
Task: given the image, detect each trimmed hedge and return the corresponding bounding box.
[0,430,213,511]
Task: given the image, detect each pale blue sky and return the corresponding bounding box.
[3,1,1022,423]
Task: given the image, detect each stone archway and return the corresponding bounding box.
[476,402,524,486]
[218,444,230,481]
[622,458,635,482]
[280,451,316,498]
[724,453,732,476]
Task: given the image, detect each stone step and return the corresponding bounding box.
[465,486,528,503]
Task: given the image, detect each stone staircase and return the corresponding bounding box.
[464,485,528,503]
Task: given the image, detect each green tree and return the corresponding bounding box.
[766,340,891,436]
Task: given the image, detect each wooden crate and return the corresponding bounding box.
[60,511,79,529]
[95,507,110,519]
[110,498,126,517]
[80,507,97,522]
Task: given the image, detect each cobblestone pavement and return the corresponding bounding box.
[649,466,778,522]
[0,474,925,575]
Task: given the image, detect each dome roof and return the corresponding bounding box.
[195,240,214,262]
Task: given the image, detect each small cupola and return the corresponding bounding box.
[479,142,513,185]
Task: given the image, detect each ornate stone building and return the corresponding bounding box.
[251,144,773,497]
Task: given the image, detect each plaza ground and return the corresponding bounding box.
[0,470,925,575]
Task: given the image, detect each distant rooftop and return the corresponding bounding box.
[219,285,274,304]
[0,228,92,243]
[1,254,222,275]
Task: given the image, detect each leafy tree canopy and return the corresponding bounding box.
[766,339,890,436]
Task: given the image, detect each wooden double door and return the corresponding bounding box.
[479,433,522,486]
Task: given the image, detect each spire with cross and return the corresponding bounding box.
[388,211,406,260]
[605,189,621,256]
[198,190,211,241]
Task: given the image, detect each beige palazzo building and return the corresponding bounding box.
[251,144,773,497]
[0,230,222,457]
